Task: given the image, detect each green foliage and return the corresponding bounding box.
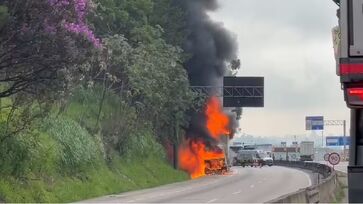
[42,116,100,173]
[129,38,193,141]
[30,132,59,175]
[102,34,193,143]
[0,99,42,177]
[0,145,187,203]
[149,0,187,46]
[121,124,164,160]
[93,0,186,46]
[0,0,195,202]
[93,0,154,38]
[65,86,106,132]
[0,132,35,177]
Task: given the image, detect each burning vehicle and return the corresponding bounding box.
[204,145,228,175]
[178,97,231,179]
[178,138,229,179]
[205,158,227,175]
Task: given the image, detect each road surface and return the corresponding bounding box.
[82,166,311,203]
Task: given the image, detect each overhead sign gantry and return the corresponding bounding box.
[191,76,264,108]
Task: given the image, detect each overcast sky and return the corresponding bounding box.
[210,0,349,137]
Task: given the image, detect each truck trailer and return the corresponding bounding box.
[299,141,314,161]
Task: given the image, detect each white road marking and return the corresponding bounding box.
[109,194,127,198]
[250,184,255,188]
[206,198,218,203]
[175,189,187,193]
[232,190,242,195]
[126,200,135,202]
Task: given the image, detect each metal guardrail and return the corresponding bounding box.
[268,161,337,203]
[274,161,332,178]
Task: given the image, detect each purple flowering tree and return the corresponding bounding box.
[0,0,100,99]
[48,0,101,48]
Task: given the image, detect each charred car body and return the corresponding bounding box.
[204,158,228,175]
[204,145,228,176]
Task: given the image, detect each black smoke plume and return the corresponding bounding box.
[177,0,239,141]
[180,0,238,86]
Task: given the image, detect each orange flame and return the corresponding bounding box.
[206,96,230,139]
[178,97,231,179]
[178,138,224,179]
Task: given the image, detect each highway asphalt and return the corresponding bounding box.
[82,166,311,203]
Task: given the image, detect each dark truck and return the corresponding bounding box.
[233,150,273,167]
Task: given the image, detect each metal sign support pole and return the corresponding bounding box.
[321,130,324,147]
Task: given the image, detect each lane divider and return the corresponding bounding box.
[206,198,218,203]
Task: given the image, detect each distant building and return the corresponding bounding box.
[255,144,273,152]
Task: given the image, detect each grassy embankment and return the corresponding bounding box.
[0,89,188,203]
[0,155,187,203]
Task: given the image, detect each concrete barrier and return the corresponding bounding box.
[268,161,338,203]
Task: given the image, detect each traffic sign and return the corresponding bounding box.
[223,77,264,108]
[324,153,330,161]
[306,116,324,130]
[328,152,341,166]
[326,136,350,146]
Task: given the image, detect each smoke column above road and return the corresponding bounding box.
[176,0,239,141]
[174,0,240,178]
[179,0,238,86]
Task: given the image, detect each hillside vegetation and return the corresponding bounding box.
[0,0,196,202]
